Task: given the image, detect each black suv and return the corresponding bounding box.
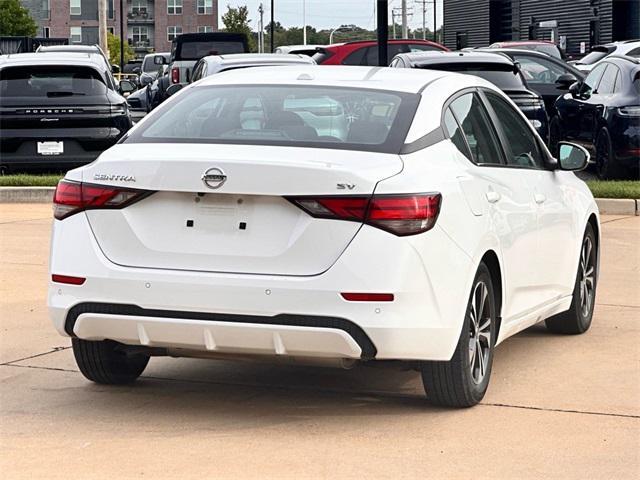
[553,55,640,179]
[390,51,550,143]
[0,52,135,172]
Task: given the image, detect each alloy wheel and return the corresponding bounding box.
[579,236,596,318]
[468,281,492,384]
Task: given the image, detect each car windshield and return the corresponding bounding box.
[0,65,107,98]
[417,63,525,90]
[578,47,612,65]
[126,85,419,153]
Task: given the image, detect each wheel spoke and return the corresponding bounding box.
[469,339,477,367]
[478,330,491,345]
[477,344,485,379]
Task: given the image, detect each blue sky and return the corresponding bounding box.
[218,0,444,31]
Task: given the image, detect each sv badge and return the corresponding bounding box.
[337,183,356,190]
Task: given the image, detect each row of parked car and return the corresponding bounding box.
[0,35,638,178]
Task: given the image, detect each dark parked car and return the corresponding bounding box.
[480,48,585,115]
[312,39,448,65]
[391,51,549,142]
[0,52,135,172]
[553,55,640,179]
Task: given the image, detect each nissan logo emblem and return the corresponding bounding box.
[201,167,227,189]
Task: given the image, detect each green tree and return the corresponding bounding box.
[107,32,135,67]
[221,4,256,52]
[0,0,37,37]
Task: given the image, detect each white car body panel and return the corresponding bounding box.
[49,66,600,363]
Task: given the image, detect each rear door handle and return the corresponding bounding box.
[534,193,546,204]
[486,191,501,204]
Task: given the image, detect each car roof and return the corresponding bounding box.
[397,50,515,66]
[0,52,108,69]
[38,45,101,52]
[203,53,314,66]
[324,38,444,49]
[196,64,493,94]
[493,40,556,46]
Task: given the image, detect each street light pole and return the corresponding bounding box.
[303,0,307,45]
[270,0,274,52]
[119,0,124,72]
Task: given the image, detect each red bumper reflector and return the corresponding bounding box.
[341,293,394,302]
[51,274,86,285]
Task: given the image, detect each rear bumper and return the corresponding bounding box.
[49,212,474,362]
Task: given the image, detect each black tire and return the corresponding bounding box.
[545,223,597,334]
[72,338,149,384]
[421,263,497,408]
[595,128,623,179]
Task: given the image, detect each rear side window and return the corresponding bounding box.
[0,65,106,98]
[597,64,619,94]
[484,92,544,169]
[582,63,607,96]
[342,47,367,65]
[448,93,502,165]
[443,108,471,160]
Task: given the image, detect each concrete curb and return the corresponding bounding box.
[595,198,639,216]
[0,187,638,216]
[0,187,55,203]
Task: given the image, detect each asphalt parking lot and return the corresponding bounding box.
[1,204,638,479]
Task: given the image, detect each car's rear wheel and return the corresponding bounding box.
[596,128,623,179]
[545,223,597,334]
[421,263,497,407]
[72,338,149,384]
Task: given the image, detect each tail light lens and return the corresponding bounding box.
[288,193,441,236]
[171,67,180,84]
[53,180,152,220]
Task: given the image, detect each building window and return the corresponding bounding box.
[41,0,50,19]
[107,27,115,35]
[70,0,81,16]
[132,26,149,46]
[42,26,50,38]
[70,26,82,43]
[198,26,213,33]
[167,0,182,15]
[167,26,182,41]
[197,0,212,15]
[108,0,114,19]
[132,0,148,15]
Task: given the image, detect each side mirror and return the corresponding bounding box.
[154,55,168,65]
[557,142,589,171]
[111,64,121,74]
[119,79,136,95]
[569,81,581,97]
[165,83,183,97]
[555,73,577,90]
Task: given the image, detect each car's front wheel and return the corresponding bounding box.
[421,263,497,407]
[545,223,597,334]
[72,338,149,384]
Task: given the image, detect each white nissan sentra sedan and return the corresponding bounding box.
[49,66,599,407]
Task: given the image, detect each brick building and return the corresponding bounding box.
[21,0,219,58]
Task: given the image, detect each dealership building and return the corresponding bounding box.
[443,0,640,55]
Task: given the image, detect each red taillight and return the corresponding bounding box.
[53,180,151,220]
[171,67,180,84]
[341,293,394,302]
[51,274,86,285]
[288,193,441,236]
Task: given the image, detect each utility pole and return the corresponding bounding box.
[401,0,408,38]
[98,0,107,54]
[433,0,437,42]
[302,0,307,45]
[119,0,124,72]
[270,0,274,53]
[391,10,396,39]
[376,0,388,66]
[415,0,427,39]
[258,3,264,53]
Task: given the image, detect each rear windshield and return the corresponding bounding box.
[578,47,613,65]
[175,41,246,61]
[126,85,419,153]
[142,55,167,72]
[416,62,525,90]
[0,65,107,98]
[526,44,562,59]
